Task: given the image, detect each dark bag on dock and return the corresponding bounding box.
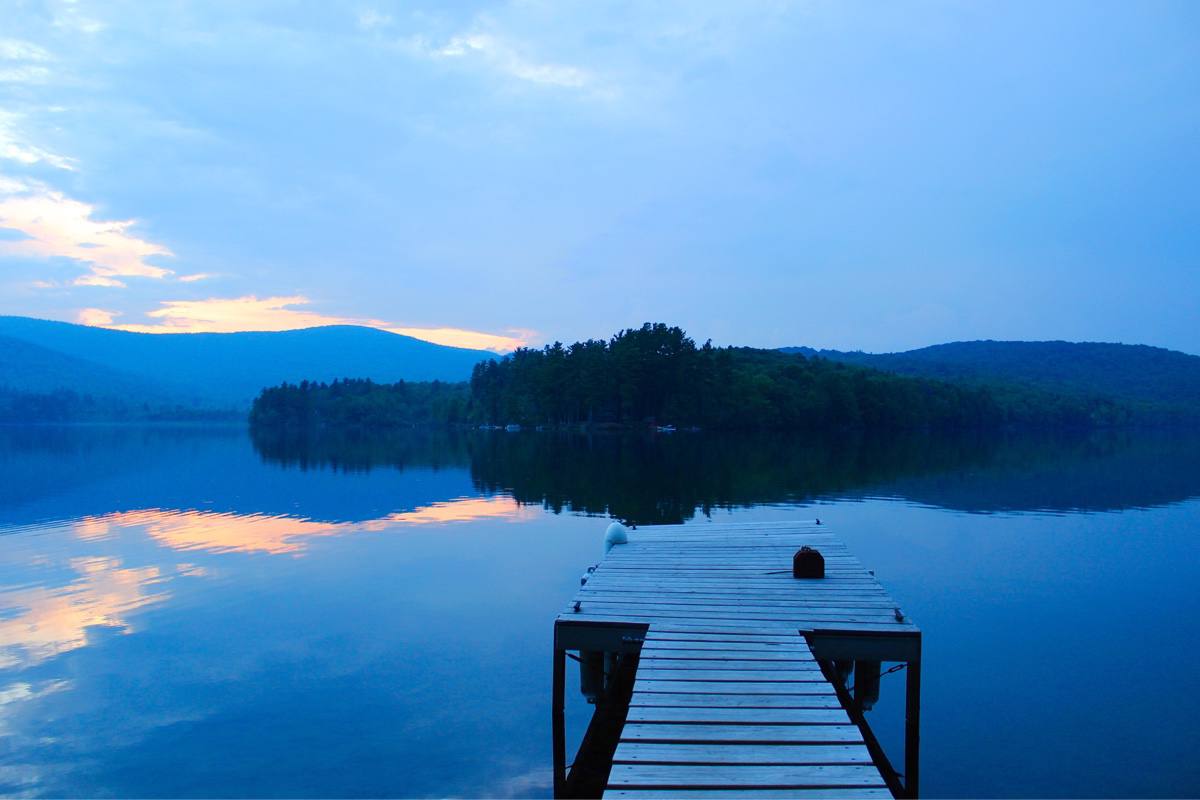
[792,545,824,579]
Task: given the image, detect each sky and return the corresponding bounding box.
[0,0,1197,354]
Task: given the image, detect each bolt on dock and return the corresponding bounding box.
[552,520,922,799]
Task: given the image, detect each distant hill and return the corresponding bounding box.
[0,316,492,414]
[780,340,1200,418]
[0,334,173,400]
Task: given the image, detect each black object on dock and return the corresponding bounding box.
[793,545,825,578]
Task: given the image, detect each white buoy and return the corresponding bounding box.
[604,522,629,553]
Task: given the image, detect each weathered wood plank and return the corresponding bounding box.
[635,681,837,695]
[644,632,813,644]
[581,579,883,590]
[580,589,887,602]
[642,644,812,653]
[625,707,849,724]
[567,606,902,624]
[636,669,830,682]
[631,693,842,708]
[640,650,815,661]
[580,580,885,591]
[604,789,893,799]
[608,763,887,787]
[581,584,886,597]
[637,662,823,674]
[620,724,864,743]
[639,645,815,654]
[612,742,873,765]
[565,614,917,633]
[578,601,901,617]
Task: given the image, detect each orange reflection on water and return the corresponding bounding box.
[80,510,343,555]
[370,495,539,527]
[71,495,532,556]
[0,557,167,670]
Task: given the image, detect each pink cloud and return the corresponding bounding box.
[0,179,172,285]
[107,295,532,353]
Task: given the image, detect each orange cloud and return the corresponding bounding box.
[0,178,172,284]
[110,295,340,335]
[108,294,532,353]
[386,325,536,352]
[76,307,118,326]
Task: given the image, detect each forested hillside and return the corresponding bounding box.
[468,325,1123,429]
[0,316,491,416]
[250,379,469,429]
[252,324,1128,431]
[782,340,1200,420]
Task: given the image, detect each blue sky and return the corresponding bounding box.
[0,0,1197,353]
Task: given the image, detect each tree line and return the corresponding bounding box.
[470,323,1124,429]
[251,323,1127,431]
[249,378,469,429]
[0,386,239,423]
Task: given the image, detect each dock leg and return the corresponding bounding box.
[553,644,566,798]
[904,653,921,798]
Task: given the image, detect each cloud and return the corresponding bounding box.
[356,9,393,31]
[387,325,535,352]
[0,178,172,284]
[51,4,105,35]
[76,307,118,326]
[0,112,77,170]
[108,295,532,352]
[0,64,51,84]
[176,272,215,282]
[0,37,53,84]
[74,274,125,287]
[110,295,344,333]
[0,39,52,63]
[407,29,593,90]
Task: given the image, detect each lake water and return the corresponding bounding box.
[1,425,1198,798]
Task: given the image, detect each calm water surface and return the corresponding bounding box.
[0,426,1197,798]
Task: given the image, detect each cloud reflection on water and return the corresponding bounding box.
[0,494,530,674]
[71,495,534,555]
[0,557,168,670]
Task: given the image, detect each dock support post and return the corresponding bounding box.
[552,642,566,798]
[904,647,922,798]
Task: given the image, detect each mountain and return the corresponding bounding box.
[0,334,172,400]
[0,316,492,412]
[780,340,1200,417]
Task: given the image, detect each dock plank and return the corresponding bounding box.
[619,723,865,744]
[608,764,887,788]
[631,693,842,708]
[605,790,893,799]
[635,681,837,695]
[613,743,873,765]
[625,707,850,724]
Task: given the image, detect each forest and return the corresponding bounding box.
[250,324,1127,431]
[0,386,239,423]
[249,378,469,429]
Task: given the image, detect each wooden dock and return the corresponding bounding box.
[552,520,921,799]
